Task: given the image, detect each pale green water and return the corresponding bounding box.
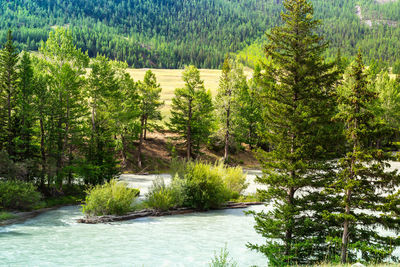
[0,205,267,266]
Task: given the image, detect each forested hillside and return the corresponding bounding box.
[0,0,400,68]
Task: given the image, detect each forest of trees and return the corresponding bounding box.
[1,0,400,265]
[0,27,261,194]
[1,0,400,68]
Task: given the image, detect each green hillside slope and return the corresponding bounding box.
[0,0,399,68]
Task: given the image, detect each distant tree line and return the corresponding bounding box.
[1,0,400,68]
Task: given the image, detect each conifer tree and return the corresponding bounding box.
[137,70,163,168]
[168,66,214,159]
[85,55,120,184]
[216,56,234,161]
[15,52,36,163]
[249,0,340,264]
[0,30,19,156]
[39,27,89,187]
[235,66,263,149]
[328,51,400,263]
[215,56,248,161]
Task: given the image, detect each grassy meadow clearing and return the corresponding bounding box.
[127,68,253,118]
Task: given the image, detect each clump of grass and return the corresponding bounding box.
[209,245,238,267]
[147,160,249,211]
[0,211,17,221]
[82,179,140,216]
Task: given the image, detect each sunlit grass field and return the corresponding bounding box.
[127,68,253,119]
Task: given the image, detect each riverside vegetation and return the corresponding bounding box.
[82,160,250,217]
[1,0,400,265]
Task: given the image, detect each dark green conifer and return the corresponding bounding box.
[328,50,400,263]
[249,0,340,264]
[0,30,19,156]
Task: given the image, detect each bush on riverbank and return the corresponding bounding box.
[82,180,140,216]
[0,211,17,221]
[0,180,42,211]
[146,161,248,211]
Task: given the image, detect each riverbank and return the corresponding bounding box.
[77,201,264,224]
[0,206,71,227]
[0,195,84,227]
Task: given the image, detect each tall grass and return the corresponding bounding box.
[82,179,139,216]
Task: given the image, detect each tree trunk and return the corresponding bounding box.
[285,186,295,256]
[40,117,46,189]
[137,115,145,169]
[7,91,12,156]
[224,107,230,162]
[341,189,351,264]
[144,115,148,140]
[187,99,192,160]
[121,131,128,168]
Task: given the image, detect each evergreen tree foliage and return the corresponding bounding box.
[327,51,400,263]
[137,70,163,168]
[215,56,237,161]
[248,0,340,264]
[168,66,214,159]
[235,65,263,149]
[38,27,89,187]
[84,55,120,185]
[16,52,36,163]
[0,30,19,157]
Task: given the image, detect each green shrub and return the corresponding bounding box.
[0,180,42,211]
[82,179,139,216]
[182,161,231,210]
[150,160,249,211]
[146,177,186,211]
[213,162,248,198]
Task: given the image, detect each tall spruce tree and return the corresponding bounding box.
[327,51,400,263]
[137,70,163,168]
[0,30,19,157]
[168,66,214,159]
[85,55,120,185]
[15,52,36,164]
[249,0,340,264]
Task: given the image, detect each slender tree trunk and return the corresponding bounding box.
[7,90,12,156]
[285,186,295,256]
[40,117,46,189]
[144,115,148,140]
[137,115,145,169]
[187,99,192,160]
[121,131,128,168]
[224,107,230,162]
[91,102,96,132]
[341,189,351,263]
[341,110,358,264]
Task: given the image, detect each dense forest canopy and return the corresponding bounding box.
[0,0,400,67]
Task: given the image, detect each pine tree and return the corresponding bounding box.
[235,65,263,150]
[168,66,214,159]
[39,27,89,187]
[0,30,19,156]
[137,70,163,168]
[85,55,120,185]
[328,51,400,263]
[15,52,36,164]
[249,0,340,264]
[215,56,248,162]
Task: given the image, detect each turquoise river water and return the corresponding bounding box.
[0,171,268,266]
